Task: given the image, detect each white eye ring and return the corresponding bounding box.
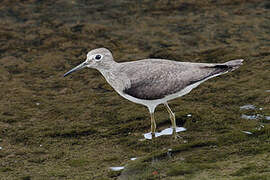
[94,54,103,61]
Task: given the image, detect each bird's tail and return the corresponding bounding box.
[209,59,244,73]
[222,59,244,72]
[201,59,244,78]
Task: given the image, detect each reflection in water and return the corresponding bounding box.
[240,104,269,121]
[109,158,137,172]
[143,127,186,140]
[241,131,252,135]
[241,114,270,121]
[240,104,256,110]
[241,114,260,120]
[109,166,125,171]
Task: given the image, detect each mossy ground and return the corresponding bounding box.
[0,0,269,179]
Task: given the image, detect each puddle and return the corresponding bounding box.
[240,104,256,110]
[241,114,270,121]
[241,114,260,120]
[240,104,269,121]
[109,166,125,171]
[110,104,265,176]
[266,90,270,92]
[241,131,252,135]
[109,158,137,172]
[143,127,186,140]
[0,147,2,150]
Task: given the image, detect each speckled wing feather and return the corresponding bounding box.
[119,59,242,100]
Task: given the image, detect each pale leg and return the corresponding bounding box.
[164,102,176,129]
[150,112,156,136]
[164,102,178,139]
[148,106,157,138]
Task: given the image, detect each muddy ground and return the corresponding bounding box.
[0,0,269,179]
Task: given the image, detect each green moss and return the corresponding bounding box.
[217,132,248,145]
[68,159,90,167]
[231,164,257,176]
[231,163,270,176]
[0,167,12,172]
[21,176,31,180]
[167,163,196,176]
[107,170,122,178]
[45,127,97,138]
[244,174,270,180]
[1,0,270,179]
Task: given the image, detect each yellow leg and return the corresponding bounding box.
[164,102,176,129]
[150,112,156,136]
[164,102,178,139]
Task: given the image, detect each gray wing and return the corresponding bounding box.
[118,59,239,100]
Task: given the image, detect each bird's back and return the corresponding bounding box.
[115,59,242,100]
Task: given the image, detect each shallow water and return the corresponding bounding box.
[241,114,261,120]
[240,104,256,110]
[143,127,186,140]
[0,0,270,179]
[241,131,253,135]
[109,166,125,171]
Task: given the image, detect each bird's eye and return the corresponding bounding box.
[95,54,102,60]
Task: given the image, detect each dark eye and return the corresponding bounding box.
[95,55,102,60]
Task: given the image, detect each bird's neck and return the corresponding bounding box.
[97,62,128,92]
[97,60,118,72]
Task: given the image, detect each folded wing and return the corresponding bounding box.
[120,59,243,100]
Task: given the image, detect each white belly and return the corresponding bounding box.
[115,72,224,112]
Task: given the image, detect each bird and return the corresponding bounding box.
[64,48,243,139]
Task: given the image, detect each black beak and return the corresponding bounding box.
[64,62,87,77]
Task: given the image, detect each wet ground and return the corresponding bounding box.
[0,0,270,179]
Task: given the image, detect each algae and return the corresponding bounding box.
[0,0,269,179]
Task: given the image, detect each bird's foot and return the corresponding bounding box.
[172,127,185,140]
[172,132,183,140]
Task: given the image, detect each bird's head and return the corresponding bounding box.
[64,48,114,77]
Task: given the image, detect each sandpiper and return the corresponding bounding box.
[64,48,243,138]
